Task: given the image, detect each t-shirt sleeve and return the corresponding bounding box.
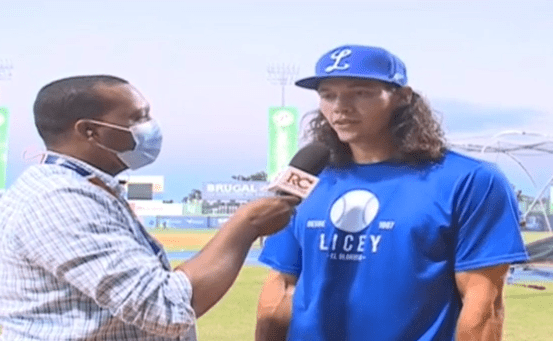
[258,218,302,277]
[454,163,528,272]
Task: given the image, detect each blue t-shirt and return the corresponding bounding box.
[259,151,528,341]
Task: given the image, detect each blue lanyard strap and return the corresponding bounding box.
[43,154,163,259]
[43,154,93,178]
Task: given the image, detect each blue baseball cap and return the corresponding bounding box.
[295,45,408,90]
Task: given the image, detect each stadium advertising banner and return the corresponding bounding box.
[157,216,209,229]
[208,216,230,228]
[202,181,270,201]
[142,215,211,229]
[267,107,299,181]
[0,107,9,190]
[142,216,228,229]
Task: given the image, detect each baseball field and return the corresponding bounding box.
[156,229,553,341]
[1,230,552,340]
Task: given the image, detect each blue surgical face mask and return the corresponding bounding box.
[89,119,163,170]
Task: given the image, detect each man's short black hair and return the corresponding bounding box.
[33,75,129,145]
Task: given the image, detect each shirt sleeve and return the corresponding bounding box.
[454,163,528,272]
[258,217,302,277]
[17,186,196,338]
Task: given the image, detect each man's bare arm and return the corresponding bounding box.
[255,270,298,341]
[455,264,510,341]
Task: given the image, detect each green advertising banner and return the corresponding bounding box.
[267,106,299,181]
[0,107,9,190]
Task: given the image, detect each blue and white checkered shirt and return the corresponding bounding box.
[0,153,197,340]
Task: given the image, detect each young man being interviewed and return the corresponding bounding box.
[256,45,527,341]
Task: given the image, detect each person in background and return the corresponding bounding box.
[255,45,528,341]
[0,75,299,340]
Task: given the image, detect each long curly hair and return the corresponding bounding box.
[304,90,447,166]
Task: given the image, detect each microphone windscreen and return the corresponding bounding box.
[288,143,331,176]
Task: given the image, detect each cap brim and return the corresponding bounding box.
[295,77,325,90]
[295,74,402,90]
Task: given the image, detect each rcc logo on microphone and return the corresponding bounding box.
[285,172,314,190]
[274,167,320,198]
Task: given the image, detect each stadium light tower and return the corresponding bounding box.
[267,63,299,107]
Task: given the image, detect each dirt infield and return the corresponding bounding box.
[151,231,215,250]
[150,229,264,251]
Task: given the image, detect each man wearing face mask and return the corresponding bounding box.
[0,75,299,340]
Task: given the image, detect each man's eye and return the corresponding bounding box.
[319,93,335,100]
[356,90,376,97]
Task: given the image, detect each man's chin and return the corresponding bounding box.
[336,133,360,144]
[105,158,129,176]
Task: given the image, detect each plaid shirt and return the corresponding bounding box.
[0,153,197,340]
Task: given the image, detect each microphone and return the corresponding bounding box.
[266,143,331,199]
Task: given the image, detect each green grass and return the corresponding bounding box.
[196,266,269,340]
[189,266,553,341]
[503,281,553,340]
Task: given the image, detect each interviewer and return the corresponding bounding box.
[0,75,299,340]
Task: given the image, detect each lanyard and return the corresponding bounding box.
[43,154,94,178]
[43,154,163,257]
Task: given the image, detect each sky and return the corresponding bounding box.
[0,0,552,201]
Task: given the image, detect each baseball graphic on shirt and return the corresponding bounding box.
[330,190,379,233]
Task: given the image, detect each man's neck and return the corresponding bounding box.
[349,140,399,164]
[47,145,125,176]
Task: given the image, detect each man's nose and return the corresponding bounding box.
[333,94,354,113]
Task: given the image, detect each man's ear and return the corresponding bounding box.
[74,119,96,140]
[394,86,413,108]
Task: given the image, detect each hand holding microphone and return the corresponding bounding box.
[176,144,329,317]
